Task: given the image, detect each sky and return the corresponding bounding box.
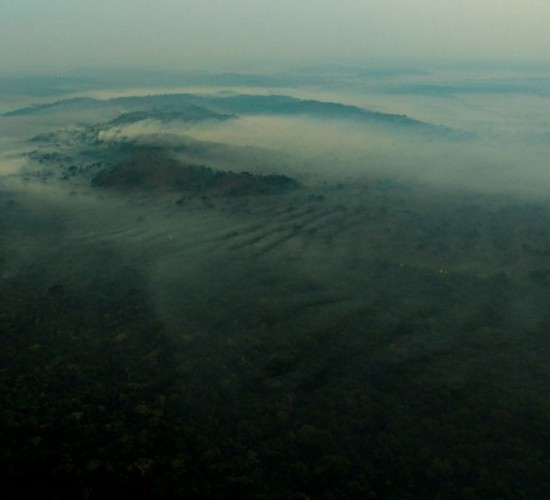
[1,0,550,74]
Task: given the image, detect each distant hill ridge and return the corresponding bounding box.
[109,106,235,125]
[3,92,471,139]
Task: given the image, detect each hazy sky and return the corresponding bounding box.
[1,0,549,73]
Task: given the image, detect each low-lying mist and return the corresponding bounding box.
[95,111,550,198]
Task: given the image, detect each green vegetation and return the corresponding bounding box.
[91,151,301,197]
[109,106,235,126]
[2,186,550,499]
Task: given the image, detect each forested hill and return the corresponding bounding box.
[4,92,471,139]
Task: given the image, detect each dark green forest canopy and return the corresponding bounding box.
[2,180,550,498]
